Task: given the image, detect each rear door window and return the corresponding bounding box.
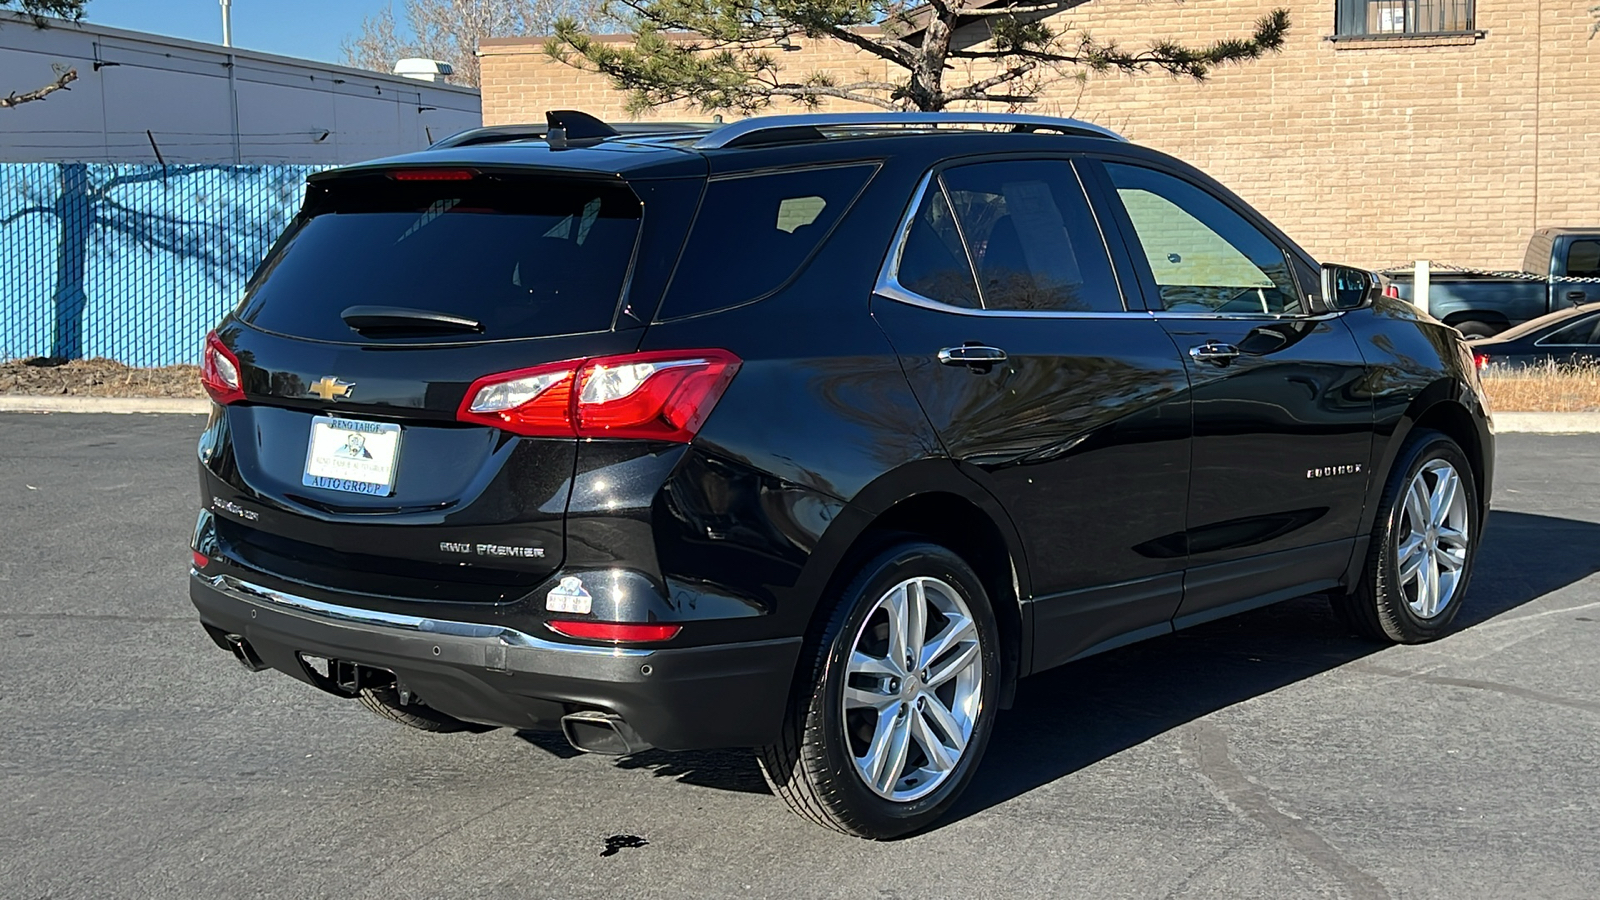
[1539,313,1600,346]
[940,160,1124,313]
[238,174,641,343]
[656,164,877,320]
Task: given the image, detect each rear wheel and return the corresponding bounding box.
[1452,320,1500,339]
[1332,430,1478,643]
[758,542,1000,839]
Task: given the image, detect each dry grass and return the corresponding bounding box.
[0,357,203,398]
[1479,361,1600,413]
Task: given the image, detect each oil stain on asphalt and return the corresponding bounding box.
[601,834,649,857]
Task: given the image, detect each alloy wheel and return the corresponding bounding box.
[841,576,984,802]
[1396,459,1471,619]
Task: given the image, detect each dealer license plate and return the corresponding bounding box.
[302,416,402,496]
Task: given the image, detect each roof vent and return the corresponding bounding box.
[393,58,454,83]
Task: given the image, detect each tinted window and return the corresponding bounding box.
[1566,240,1600,278]
[895,186,980,309]
[240,175,640,342]
[1105,163,1302,315]
[657,164,876,320]
[1541,313,1600,346]
[940,160,1123,313]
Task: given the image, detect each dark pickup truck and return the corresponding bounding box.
[1385,227,1600,337]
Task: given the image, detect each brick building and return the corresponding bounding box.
[479,0,1599,270]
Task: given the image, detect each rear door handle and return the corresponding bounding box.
[938,345,1008,368]
[1189,341,1241,366]
[1566,291,1588,304]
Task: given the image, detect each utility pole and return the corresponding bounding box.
[220,0,233,47]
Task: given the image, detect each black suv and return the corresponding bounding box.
[190,111,1493,839]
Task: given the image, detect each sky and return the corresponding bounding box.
[75,0,396,65]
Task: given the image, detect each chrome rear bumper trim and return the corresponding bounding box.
[197,571,652,658]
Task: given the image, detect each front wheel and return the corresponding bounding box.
[1332,430,1479,643]
[758,542,1001,839]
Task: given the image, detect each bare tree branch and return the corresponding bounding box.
[1,66,77,110]
[2,205,54,225]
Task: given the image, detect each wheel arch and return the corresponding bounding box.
[1363,380,1491,543]
[795,461,1031,708]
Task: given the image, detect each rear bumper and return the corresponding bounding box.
[189,572,801,751]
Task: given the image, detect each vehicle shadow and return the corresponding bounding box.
[519,510,1600,811]
[947,508,1600,825]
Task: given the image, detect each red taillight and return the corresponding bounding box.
[387,168,476,181]
[457,350,741,441]
[1473,352,1491,371]
[546,620,682,643]
[200,331,245,404]
[456,360,579,436]
[191,550,208,570]
[1383,284,1401,299]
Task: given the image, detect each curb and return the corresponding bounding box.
[0,396,210,415]
[1492,412,1600,434]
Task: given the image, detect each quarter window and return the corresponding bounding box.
[938,160,1124,313]
[1334,0,1474,38]
[1104,163,1303,316]
[658,164,876,320]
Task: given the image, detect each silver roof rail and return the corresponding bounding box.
[691,112,1126,150]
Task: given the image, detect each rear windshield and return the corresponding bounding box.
[238,173,642,342]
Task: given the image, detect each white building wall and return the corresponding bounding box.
[0,12,481,165]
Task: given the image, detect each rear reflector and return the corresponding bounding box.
[200,331,245,405]
[1473,352,1491,371]
[387,168,476,181]
[458,349,741,441]
[546,620,682,643]
[191,550,208,570]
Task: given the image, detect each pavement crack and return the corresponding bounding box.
[1354,662,1600,715]
[1179,721,1391,900]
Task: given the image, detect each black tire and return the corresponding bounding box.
[1331,429,1479,643]
[356,685,487,734]
[757,542,1002,839]
[1453,320,1500,339]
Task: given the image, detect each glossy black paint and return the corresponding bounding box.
[190,125,1493,749]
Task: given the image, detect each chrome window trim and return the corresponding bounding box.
[873,160,1149,320]
[199,572,653,658]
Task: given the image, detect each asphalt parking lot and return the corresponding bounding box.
[2,414,1597,899]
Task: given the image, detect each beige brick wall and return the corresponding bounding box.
[481,1,1600,270]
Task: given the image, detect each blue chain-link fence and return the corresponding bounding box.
[1,163,325,367]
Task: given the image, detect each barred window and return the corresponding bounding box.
[1334,0,1474,37]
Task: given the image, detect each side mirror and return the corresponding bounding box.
[1321,264,1378,311]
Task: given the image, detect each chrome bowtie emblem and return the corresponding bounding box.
[309,376,354,401]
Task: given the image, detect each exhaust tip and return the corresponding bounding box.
[225,633,269,672]
[561,710,652,756]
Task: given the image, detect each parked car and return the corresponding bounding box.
[189,111,1494,839]
[1466,303,1600,369]
[1384,227,1600,337]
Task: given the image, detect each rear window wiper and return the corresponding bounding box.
[341,305,484,335]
